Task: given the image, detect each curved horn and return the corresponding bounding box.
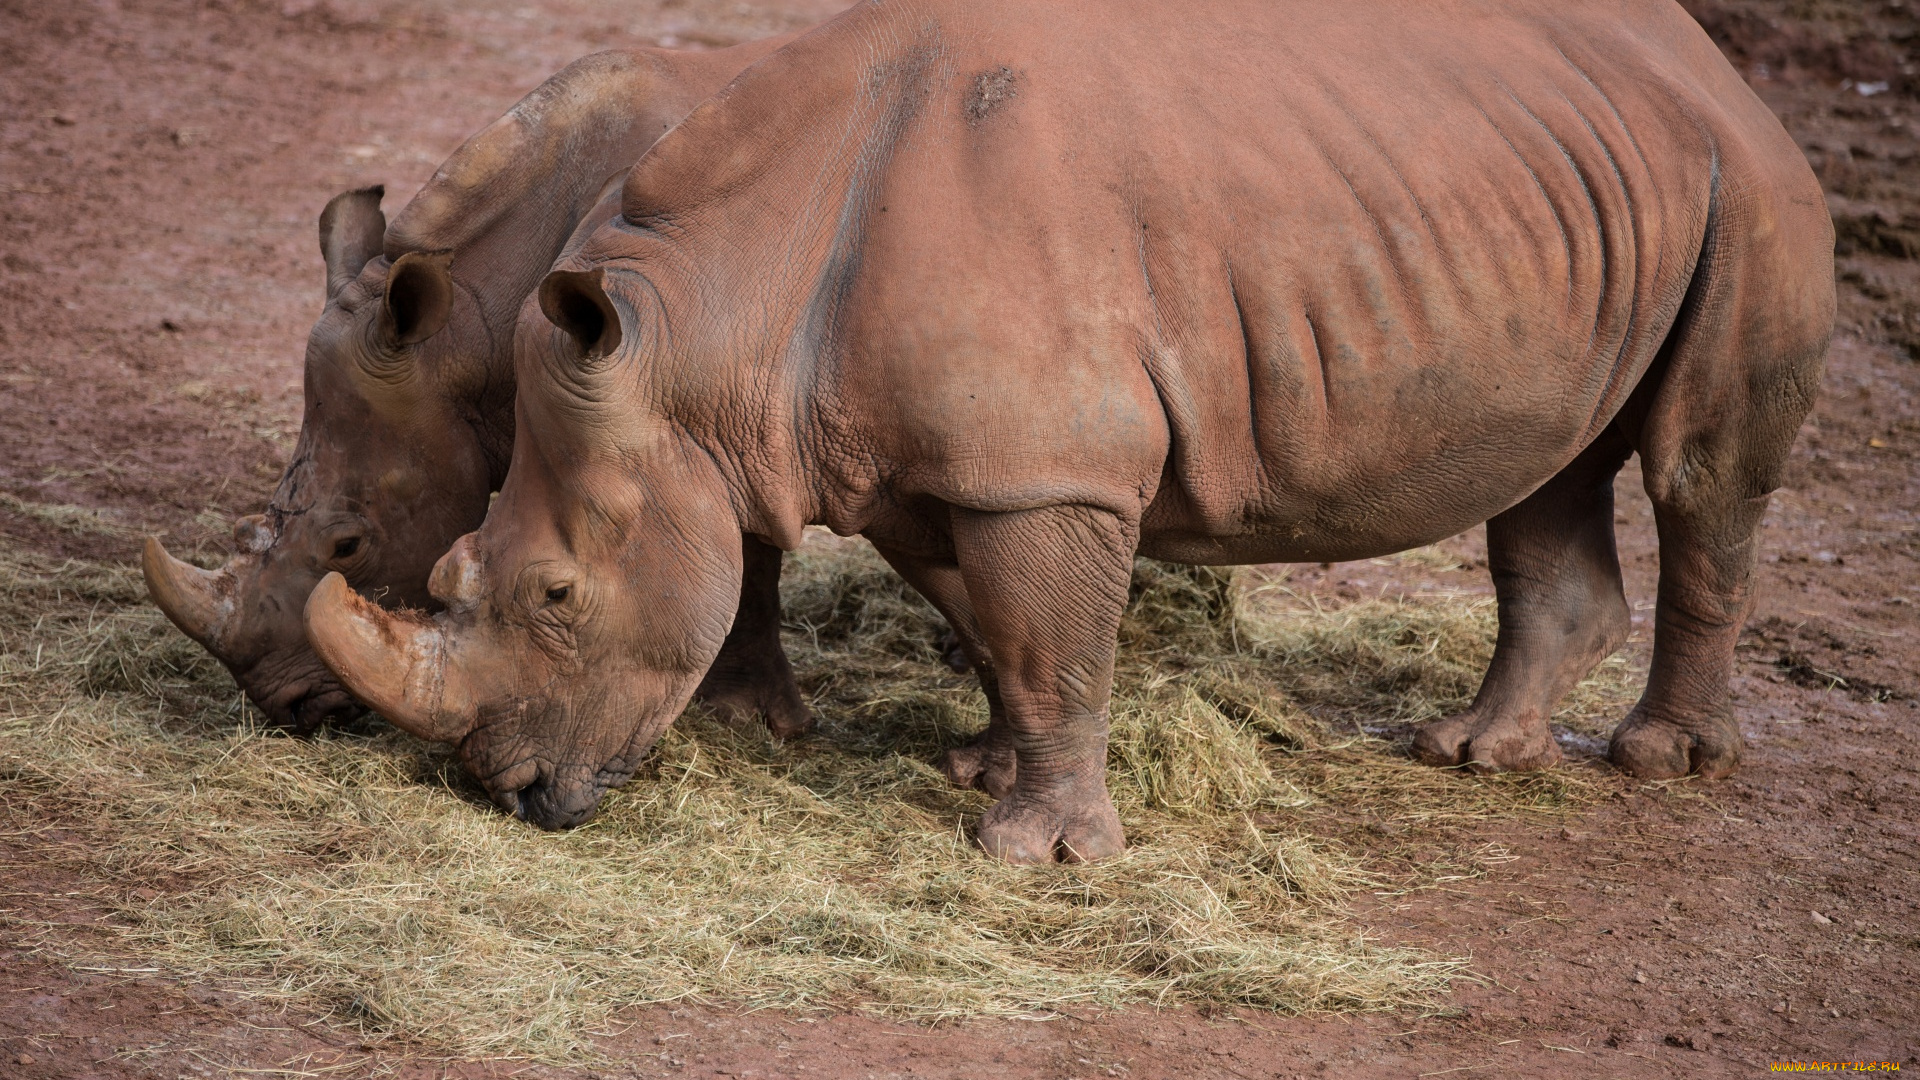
[143,537,234,650]
[303,573,475,743]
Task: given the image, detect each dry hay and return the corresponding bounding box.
[0,532,1640,1060]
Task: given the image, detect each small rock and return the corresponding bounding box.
[1811,910,1832,925]
[50,113,75,126]
[1830,1008,1841,1018]
[1772,1000,1789,1013]
[1632,971,1648,984]
[16,1054,36,1066]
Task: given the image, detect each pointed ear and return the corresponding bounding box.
[318,186,386,299]
[382,250,455,346]
[538,268,623,359]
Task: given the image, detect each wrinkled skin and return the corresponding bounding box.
[307,0,1833,857]
[146,40,813,737]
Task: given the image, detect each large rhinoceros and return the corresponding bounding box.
[143,40,815,738]
[303,0,1833,860]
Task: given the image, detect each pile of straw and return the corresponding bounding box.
[0,524,1636,1060]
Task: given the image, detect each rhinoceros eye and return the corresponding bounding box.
[332,536,362,560]
[545,584,571,605]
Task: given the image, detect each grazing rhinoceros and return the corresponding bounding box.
[143,40,815,738]
[303,0,1833,860]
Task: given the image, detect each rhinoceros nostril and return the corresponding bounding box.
[510,776,590,831]
[280,688,369,736]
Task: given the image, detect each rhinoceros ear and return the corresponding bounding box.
[382,250,455,346]
[538,267,623,360]
[318,186,387,300]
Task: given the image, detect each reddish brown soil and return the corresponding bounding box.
[2,0,1916,1077]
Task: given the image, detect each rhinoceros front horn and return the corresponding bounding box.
[143,537,234,650]
[303,572,475,744]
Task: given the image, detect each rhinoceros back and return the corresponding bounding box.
[604,0,1825,559]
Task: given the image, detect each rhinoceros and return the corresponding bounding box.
[143,41,816,739]
[302,0,1833,860]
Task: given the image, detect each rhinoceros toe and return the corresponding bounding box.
[976,781,1124,865]
[1609,706,1742,780]
[941,728,1017,799]
[1413,709,1562,773]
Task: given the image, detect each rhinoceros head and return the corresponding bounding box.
[303,263,744,827]
[146,186,497,733]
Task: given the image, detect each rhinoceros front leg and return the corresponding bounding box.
[694,535,814,739]
[946,504,1134,864]
[1414,429,1633,771]
[870,546,1017,799]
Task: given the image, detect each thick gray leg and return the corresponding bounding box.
[1606,163,1830,778]
[694,535,813,739]
[1415,429,1633,771]
[1608,466,1773,779]
[871,545,1017,799]
[949,504,1135,864]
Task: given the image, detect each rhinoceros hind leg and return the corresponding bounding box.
[1606,431,1780,781]
[1606,173,1830,780]
[694,535,814,739]
[1414,429,1633,772]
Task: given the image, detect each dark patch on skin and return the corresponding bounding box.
[964,66,1018,125]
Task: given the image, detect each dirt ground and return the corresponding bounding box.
[2,0,1916,1076]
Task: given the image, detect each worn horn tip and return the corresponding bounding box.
[304,572,463,743]
[143,535,230,649]
[303,572,371,677]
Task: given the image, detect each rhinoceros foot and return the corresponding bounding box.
[1608,705,1742,780]
[1413,708,1563,773]
[696,672,814,740]
[940,725,1016,799]
[976,774,1124,865]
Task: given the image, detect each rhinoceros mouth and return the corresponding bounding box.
[513,777,607,831]
[283,687,369,735]
[482,759,623,831]
[248,665,368,735]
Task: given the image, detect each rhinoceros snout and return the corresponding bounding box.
[497,768,605,831]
